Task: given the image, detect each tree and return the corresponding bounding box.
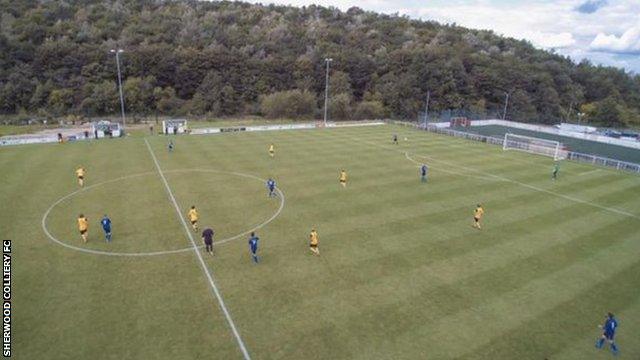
[592,97,624,127]
[155,87,183,116]
[260,90,316,119]
[508,90,537,122]
[579,103,597,123]
[353,101,385,120]
[29,80,54,112]
[80,81,118,116]
[328,93,352,120]
[329,71,353,97]
[0,64,36,113]
[47,89,75,117]
[187,71,242,116]
[0,0,639,126]
[124,76,156,115]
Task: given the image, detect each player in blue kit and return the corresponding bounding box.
[596,312,619,355]
[248,232,259,263]
[421,164,428,182]
[266,178,276,197]
[100,214,112,242]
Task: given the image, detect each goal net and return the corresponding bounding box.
[503,133,566,160]
[162,119,188,134]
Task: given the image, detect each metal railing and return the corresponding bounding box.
[391,120,640,174]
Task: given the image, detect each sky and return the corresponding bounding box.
[246,0,640,73]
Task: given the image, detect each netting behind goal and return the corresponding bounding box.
[503,133,566,160]
[162,119,188,134]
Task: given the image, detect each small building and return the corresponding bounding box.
[91,121,124,138]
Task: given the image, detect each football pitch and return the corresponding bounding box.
[3,124,640,359]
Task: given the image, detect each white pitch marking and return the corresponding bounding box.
[41,169,285,257]
[349,134,640,221]
[578,169,602,176]
[404,152,500,182]
[410,151,640,220]
[144,139,252,360]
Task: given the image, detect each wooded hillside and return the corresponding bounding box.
[1,0,639,126]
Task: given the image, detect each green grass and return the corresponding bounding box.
[0,124,58,136]
[2,124,639,359]
[458,124,640,164]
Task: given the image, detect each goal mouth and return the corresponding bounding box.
[503,133,567,161]
[162,119,188,134]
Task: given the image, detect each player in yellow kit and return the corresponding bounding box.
[473,204,484,229]
[268,143,275,158]
[309,228,319,255]
[75,166,86,187]
[339,169,347,188]
[187,205,199,232]
[77,214,89,243]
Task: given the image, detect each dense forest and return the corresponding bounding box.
[1,0,639,127]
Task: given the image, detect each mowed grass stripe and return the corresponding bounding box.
[458,260,640,360]
[13,138,243,359]
[346,219,638,360]
[136,130,640,360]
[242,207,633,355]
[360,125,634,184]
[195,127,636,358]
[551,295,640,359]
[252,180,627,303]
[389,229,640,359]
[391,125,640,188]
[405,152,640,219]
[10,126,638,359]
[311,152,635,235]
[342,131,550,182]
[181,126,541,191]
[109,129,640,360]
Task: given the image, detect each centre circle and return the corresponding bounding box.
[41,169,285,257]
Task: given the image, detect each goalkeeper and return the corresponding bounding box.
[552,163,559,180]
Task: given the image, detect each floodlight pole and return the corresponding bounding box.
[423,90,430,127]
[323,58,333,126]
[502,91,510,120]
[110,49,126,127]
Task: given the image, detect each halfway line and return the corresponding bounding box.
[144,139,251,360]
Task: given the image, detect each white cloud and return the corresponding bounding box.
[590,26,640,54]
[244,0,640,71]
[520,32,576,49]
[392,0,640,71]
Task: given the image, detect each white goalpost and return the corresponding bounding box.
[503,133,566,161]
[162,119,188,134]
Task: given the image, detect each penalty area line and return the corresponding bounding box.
[578,169,601,176]
[348,135,640,221]
[409,151,640,221]
[144,139,251,360]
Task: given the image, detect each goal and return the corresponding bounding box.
[503,133,566,161]
[162,119,188,135]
